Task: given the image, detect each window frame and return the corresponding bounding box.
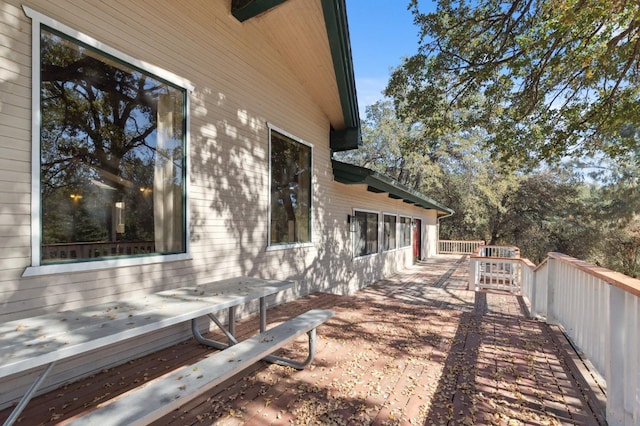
[23,6,194,277]
[398,216,413,248]
[351,208,380,259]
[266,123,314,251]
[382,213,397,252]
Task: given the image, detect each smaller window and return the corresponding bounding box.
[353,210,378,257]
[399,216,412,248]
[383,214,397,251]
[269,127,312,246]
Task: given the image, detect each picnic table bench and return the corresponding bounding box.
[0,277,334,426]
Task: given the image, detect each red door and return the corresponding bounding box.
[413,219,422,261]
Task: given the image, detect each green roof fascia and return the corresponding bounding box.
[332,160,455,215]
[321,0,362,152]
[231,0,288,22]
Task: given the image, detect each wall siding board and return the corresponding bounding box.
[0,183,30,197]
[0,128,30,147]
[0,191,30,205]
[0,147,29,163]
[0,102,31,127]
[1,90,30,112]
[0,213,29,227]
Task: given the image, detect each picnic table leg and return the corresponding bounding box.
[263,328,318,370]
[192,318,320,370]
[191,299,266,349]
[191,314,238,350]
[3,362,56,426]
[260,296,267,332]
[228,306,236,341]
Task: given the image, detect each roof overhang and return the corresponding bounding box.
[332,160,455,216]
[320,0,361,151]
[231,0,361,152]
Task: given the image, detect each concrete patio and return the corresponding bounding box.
[0,255,606,425]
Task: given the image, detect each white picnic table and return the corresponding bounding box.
[0,277,296,426]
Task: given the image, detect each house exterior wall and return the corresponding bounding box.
[0,0,442,406]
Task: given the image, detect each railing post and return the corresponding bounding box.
[606,284,625,426]
[530,266,538,318]
[468,257,477,291]
[546,257,558,325]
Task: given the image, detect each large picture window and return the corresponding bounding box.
[399,216,412,248]
[383,214,397,251]
[269,128,312,246]
[37,26,187,264]
[353,210,378,257]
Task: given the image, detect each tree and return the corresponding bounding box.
[336,100,489,193]
[488,170,598,262]
[386,0,640,166]
[601,216,640,277]
[337,100,433,186]
[579,150,640,276]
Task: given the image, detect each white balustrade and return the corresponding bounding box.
[469,244,523,293]
[476,244,520,258]
[438,240,484,255]
[537,253,639,426]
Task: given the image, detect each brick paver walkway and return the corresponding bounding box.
[1,256,605,425]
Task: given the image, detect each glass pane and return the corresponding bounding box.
[399,217,412,247]
[40,28,186,263]
[384,215,396,251]
[353,211,367,257]
[270,131,311,244]
[367,213,378,254]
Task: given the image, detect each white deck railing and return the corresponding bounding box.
[438,240,484,255]
[477,244,520,258]
[469,245,524,293]
[524,253,640,426]
[42,240,155,261]
[469,246,640,426]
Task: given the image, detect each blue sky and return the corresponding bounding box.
[345,1,436,117]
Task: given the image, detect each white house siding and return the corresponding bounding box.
[311,181,440,295]
[0,0,443,407]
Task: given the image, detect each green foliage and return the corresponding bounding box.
[578,151,640,276]
[601,216,640,278]
[386,0,640,166]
